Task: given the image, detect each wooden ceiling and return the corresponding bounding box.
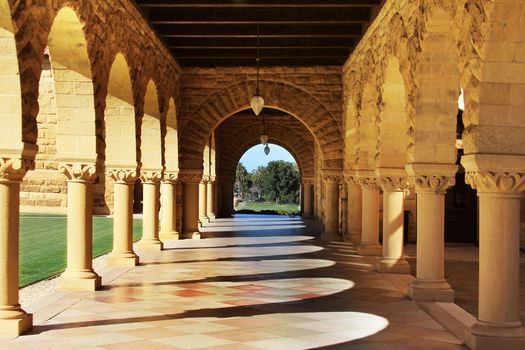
[134,0,383,67]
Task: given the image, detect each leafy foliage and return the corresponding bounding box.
[256,160,300,204]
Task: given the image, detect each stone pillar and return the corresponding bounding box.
[198,178,209,226]
[407,165,456,302]
[159,172,180,240]
[321,175,342,241]
[207,178,216,221]
[345,175,362,244]
[181,171,202,239]
[0,157,33,335]
[461,160,525,349]
[357,177,382,255]
[376,175,411,274]
[302,178,314,217]
[220,178,234,218]
[106,169,139,267]
[58,163,101,291]
[136,171,163,251]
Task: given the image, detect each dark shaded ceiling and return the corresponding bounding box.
[134,0,384,67]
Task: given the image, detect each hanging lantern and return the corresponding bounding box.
[260,134,268,145]
[251,94,264,116]
[264,145,270,155]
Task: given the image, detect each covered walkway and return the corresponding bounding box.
[2,216,465,349]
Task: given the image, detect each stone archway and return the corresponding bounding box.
[179,80,343,171]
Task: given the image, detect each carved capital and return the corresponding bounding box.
[465,171,525,195]
[302,177,315,185]
[377,176,408,191]
[358,177,378,189]
[179,169,204,184]
[200,175,210,184]
[323,175,343,184]
[60,163,97,182]
[409,175,455,194]
[163,171,179,183]
[208,176,216,183]
[140,170,163,183]
[107,168,138,184]
[344,175,359,186]
[0,157,34,181]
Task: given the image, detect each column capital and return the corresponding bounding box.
[409,175,455,194]
[323,175,343,184]
[377,176,408,191]
[179,169,204,184]
[461,154,525,195]
[0,157,34,182]
[208,176,216,183]
[344,174,359,185]
[60,162,97,182]
[163,171,179,183]
[140,169,163,184]
[107,168,139,184]
[465,171,525,195]
[302,177,315,185]
[357,176,379,189]
[200,175,210,184]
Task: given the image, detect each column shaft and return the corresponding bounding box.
[303,183,314,217]
[206,181,215,220]
[321,181,341,241]
[198,181,208,225]
[346,182,362,243]
[107,180,138,267]
[357,185,382,255]
[376,189,410,273]
[59,180,101,290]
[183,181,201,239]
[408,191,453,301]
[160,181,179,239]
[137,181,163,250]
[0,180,32,335]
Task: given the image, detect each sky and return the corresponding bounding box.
[239,144,296,172]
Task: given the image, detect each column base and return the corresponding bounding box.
[408,279,454,302]
[321,231,342,241]
[376,257,411,274]
[159,231,180,240]
[466,321,525,350]
[207,214,216,221]
[199,217,210,226]
[58,271,101,291]
[357,243,383,256]
[107,252,139,267]
[136,239,164,251]
[0,313,33,336]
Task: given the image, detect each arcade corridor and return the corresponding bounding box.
[1,216,467,350]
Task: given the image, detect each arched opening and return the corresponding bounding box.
[234,143,301,216]
[104,53,137,214]
[213,108,317,219]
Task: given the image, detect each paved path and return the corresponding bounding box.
[2,215,466,349]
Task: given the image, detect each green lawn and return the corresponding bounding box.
[237,201,300,215]
[19,214,142,287]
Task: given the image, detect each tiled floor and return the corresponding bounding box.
[1,215,467,349]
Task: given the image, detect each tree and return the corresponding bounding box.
[234,162,250,198]
[259,160,300,204]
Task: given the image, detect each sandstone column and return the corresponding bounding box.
[219,177,234,218]
[58,163,101,291]
[206,177,216,221]
[376,174,411,273]
[136,170,163,251]
[357,176,382,255]
[181,170,202,239]
[199,178,209,226]
[302,179,314,217]
[345,175,362,244]
[321,175,342,241]
[106,169,139,267]
[160,172,180,240]
[462,156,525,349]
[0,157,33,335]
[407,164,456,302]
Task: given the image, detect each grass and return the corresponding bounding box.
[19,214,142,287]
[236,201,300,215]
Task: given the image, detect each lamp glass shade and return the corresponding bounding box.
[264,145,270,155]
[250,94,264,115]
[260,134,268,145]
